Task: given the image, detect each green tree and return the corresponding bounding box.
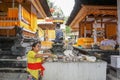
[66,26,71,35]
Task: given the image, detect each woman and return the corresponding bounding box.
[27,41,52,80]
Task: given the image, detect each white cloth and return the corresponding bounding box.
[100,39,116,48]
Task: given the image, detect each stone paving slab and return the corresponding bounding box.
[0,72,27,80]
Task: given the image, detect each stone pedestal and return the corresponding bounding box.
[43,61,107,80]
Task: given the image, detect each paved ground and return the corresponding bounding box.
[0,72,27,80]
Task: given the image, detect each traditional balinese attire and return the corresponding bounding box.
[27,51,45,80]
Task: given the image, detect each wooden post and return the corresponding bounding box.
[100,15,104,39]
[12,0,15,8]
[93,20,97,43]
[79,22,81,38]
[84,23,86,37]
[18,4,22,21]
[93,15,97,43]
[84,18,87,37]
[117,0,120,49]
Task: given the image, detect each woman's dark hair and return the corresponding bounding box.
[31,41,41,50]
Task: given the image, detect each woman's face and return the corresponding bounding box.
[32,43,41,52]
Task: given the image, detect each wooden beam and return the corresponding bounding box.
[70,6,87,28]
[16,0,23,3]
[71,22,117,30]
[78,22,81,37]
[31,0,47,18]
[70,5,117,29]
[117,0,120,46]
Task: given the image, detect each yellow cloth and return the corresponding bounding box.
[27,51,42,80]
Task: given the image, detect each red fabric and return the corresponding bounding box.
[28,63,45,76]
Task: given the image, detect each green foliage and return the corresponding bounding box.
[47,0,65,18]
[66,26,71,34]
